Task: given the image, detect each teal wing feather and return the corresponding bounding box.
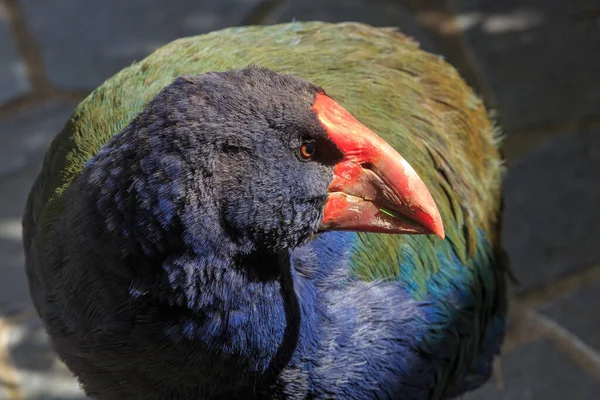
[346,75,507,396]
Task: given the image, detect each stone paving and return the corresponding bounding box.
[0,0,599,398]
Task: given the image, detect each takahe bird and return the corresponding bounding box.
[23,22,507,399]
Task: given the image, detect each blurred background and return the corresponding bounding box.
[0,0,599,398]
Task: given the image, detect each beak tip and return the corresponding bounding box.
[428,211,445,240]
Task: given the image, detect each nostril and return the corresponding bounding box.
[360,162,374,171]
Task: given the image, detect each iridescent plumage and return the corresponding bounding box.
[24,22,507,399]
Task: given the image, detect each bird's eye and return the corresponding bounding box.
[299,142,316,160]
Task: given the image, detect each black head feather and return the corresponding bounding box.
[36,68,346,397]
[97,68,343,259]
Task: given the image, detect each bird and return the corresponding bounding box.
[23,22,507,399]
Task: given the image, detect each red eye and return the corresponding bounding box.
[300,142,316,160]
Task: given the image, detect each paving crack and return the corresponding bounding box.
[0,90,87,120]
[501,299,546,353]
[2,0,54,96]
[533,311,600,381]
[502,278,600,383]
[517,263,600,309]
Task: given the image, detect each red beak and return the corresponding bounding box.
[314,93,445,239]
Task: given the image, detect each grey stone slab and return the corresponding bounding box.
[502,130,600,292]
[541,284,600,353]
[19,0,263,91]
[0,162,41,314]
[0,101,75,177]
[0,101,77,314]
[0,14,30,104]
[2,314,86,399]
[269,0,437,53]
[451,0,600,130]
[463,340,600,400]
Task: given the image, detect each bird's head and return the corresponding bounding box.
[98,68,444,258]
